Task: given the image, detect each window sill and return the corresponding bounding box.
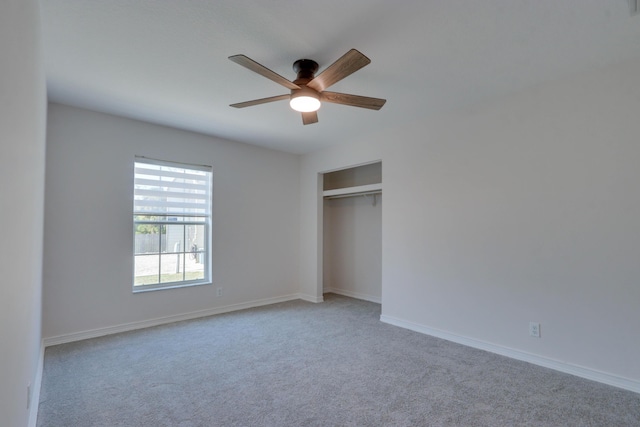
[132,281,212,293]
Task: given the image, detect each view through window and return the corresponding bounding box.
[133,157,212,291]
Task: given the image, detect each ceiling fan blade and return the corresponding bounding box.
[229,55,300,90]
[306,49,371,92]
[230,94,290,108]
[321,91,386,110]
[301,111,318,125]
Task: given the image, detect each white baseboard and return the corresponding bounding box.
[299,293,324,303]
[43,293,302,347]
[324,288,381,304]
[28,340,44,427]
[380,314,640,395]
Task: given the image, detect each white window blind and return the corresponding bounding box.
[134,158,212,217]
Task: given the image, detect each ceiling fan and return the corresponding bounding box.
[228,49,386,125]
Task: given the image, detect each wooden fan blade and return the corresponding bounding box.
[230,94,290,108]
[306,49,371,92]
[229,55,300,90]
[302,111,318,125]
[321,91,386,110]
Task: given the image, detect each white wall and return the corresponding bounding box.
[43,104,300,340]
[301,57,640,391]
[0,1,47,425]
[323,195,382,303]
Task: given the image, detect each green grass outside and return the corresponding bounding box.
[134,271,204,286]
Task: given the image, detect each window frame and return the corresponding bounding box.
[133,157,212,292]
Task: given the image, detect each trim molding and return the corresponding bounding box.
[299,293,324,303]
[324,288,381,304]
[43,293,302,347]
[380,314,640,395]
[28,340,44,427]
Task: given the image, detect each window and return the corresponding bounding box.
[133,157,212,291]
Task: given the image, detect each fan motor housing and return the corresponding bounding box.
[293,59,319,85]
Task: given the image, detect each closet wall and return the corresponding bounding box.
[322,162,382,303]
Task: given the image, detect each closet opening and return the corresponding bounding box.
[322,161,382,303]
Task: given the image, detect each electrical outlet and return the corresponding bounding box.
[529,322,540,338]
[216,287,223,297]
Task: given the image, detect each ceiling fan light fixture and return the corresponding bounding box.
[290,88,321,112]
[229,50,385,124]
[290,96,321,112]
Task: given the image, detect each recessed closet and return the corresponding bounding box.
[322,161,382,303]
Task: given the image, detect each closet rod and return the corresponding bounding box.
[324,190,382,200]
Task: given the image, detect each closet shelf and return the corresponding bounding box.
[323,183,382,199]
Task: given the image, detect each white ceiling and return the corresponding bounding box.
[41,0,640,154]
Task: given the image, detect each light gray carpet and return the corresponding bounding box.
[37,294,640,426]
